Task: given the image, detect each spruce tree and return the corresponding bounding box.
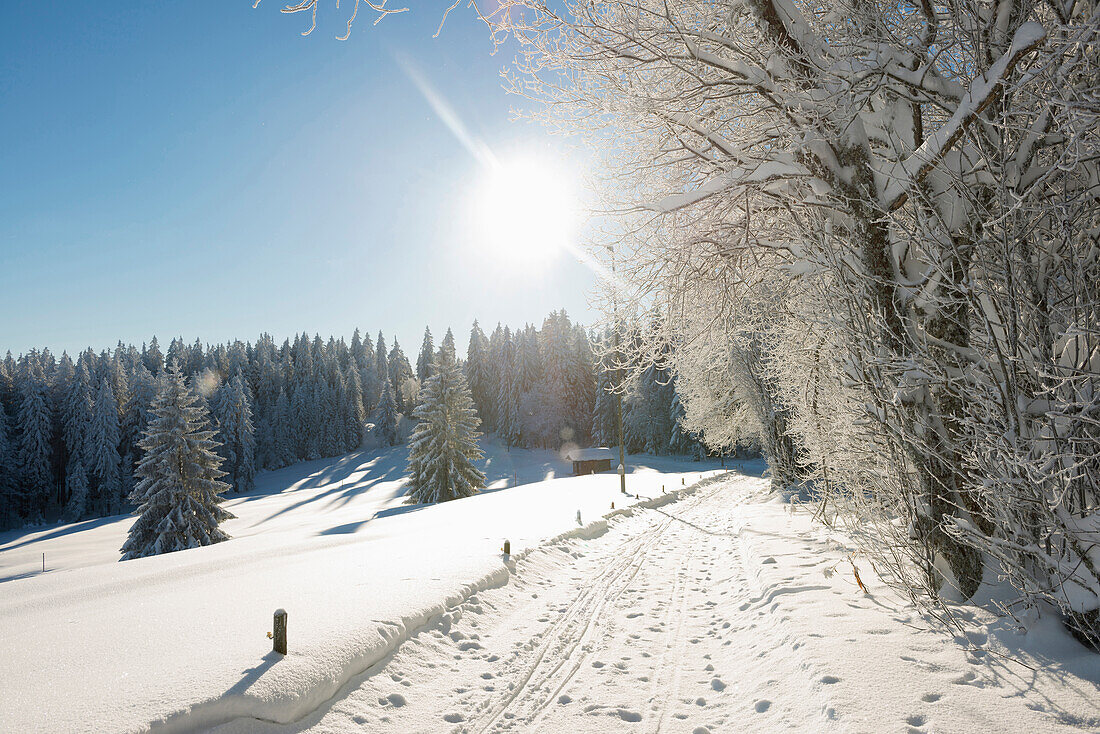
[213,374,256,492]
[438,328,457,365]
[120,367,234,560]
[61,362,93,470]
[416,327,435,383]
[16,369,53,520]
[376,375,399,447]
[62,458,89,523]
[465,322,493,428]
[143,337,164,375]
[0,411,15,527]
[271,387,296,467]
[321,378,344,457]
[406,353,485,504]
[375,332,389,408]
[497,339,522,447]
[344,365,365,451]
[87,376,122,513]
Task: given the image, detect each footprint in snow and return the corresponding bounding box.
[380,693,406,708]
[953,671,980,686]
[921,692,942,703]
[820,675,840,684]
[693,727,712,734]
[711,678,726,691]
[558,695,572,704]
[754,700,772,713]
[443,713,464,723]
[906,714,926,727]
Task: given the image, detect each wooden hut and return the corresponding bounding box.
[566,447,614,476]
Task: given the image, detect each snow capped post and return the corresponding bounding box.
[618,463,626,493]
[272,609,287,655]
[502,539,510,556]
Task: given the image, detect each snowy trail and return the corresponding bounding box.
[213,476,1100,734]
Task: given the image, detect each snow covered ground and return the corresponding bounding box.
[3,446,1099,733]
[0,441,726,733]
[211,474,1100,734]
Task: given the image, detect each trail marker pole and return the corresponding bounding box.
[273,609,288,655]
[503,539,510,555]
[42,553,45,573]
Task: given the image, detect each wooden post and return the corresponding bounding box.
[576,509,582,525]
[273,609,287,655]
[503,540,510,555]
[42,553,45,573]
[611,502,614,510]
[682,477,685,485]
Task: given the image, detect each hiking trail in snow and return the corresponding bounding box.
[214,475,1100,733]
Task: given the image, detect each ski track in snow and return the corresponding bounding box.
[211,476,1100,734]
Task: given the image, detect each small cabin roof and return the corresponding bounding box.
[565,447,615,462]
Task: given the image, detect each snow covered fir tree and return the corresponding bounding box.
[120,366,234,560]
[406,349,486,504]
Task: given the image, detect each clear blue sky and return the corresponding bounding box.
[0,3,597,358]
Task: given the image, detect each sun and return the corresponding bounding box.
[473,155,579,267]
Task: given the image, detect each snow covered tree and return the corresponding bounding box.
[374,332,389,407]
[120,367,234,560]
[416,327,435,384]
[0,411,15,528]
[320,377,345,457]
[376,375,399,447]
[143,337,164,376]
[62,458,89,524]
[497,338,522,447]
[344,364,365,451]
[388,339,415,413]
[492,0,1100,619]
[465,322,494,429]
[16,366,53,520]
[61,362,93,472]
[438,328,456,366]
[121,365,157,471]
[86,376,122,514]
[270,387,296,468]
[212,374,256,493]
[406,352,485,504]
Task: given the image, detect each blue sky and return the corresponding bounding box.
[0,3,597,357]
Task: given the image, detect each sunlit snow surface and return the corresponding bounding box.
[0,440,726,732]
[2,443,1098,733]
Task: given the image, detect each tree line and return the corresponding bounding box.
[0,310,702,530]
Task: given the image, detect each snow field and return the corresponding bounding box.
[213,474,1099,733]
[0,442,725,733]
